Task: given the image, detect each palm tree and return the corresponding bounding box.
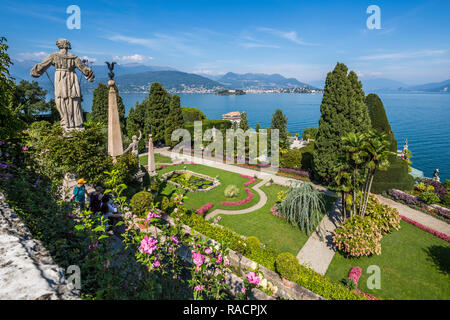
[332,161,353,220]
[360,130,394,215]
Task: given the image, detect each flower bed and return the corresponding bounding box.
[270,204,286,218]
[197,203,214,215]
[240,174,258,186]
[221,188,253,206]
[387,189,450,222]
[348,267,362,285]
[399,214,450,243]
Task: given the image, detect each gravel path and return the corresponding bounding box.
[296,198,342,275]
[375,194,450,236]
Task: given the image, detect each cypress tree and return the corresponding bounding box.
[164,94,185,147]
[239,112,249,131]
[313,63,371,182]
[145,82,170,143]
[126,101,147,152]
[271,109,288,148]
[91,82,126,132]
[256,123,261,133]
[365,93,414,193]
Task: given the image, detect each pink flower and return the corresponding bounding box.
[247,272,260,285]
[241,287,246,294]
[147,209,162,220]
[216,255,223,264]
[88,241,99,250]
[170,235,179,245]
[192,252,205,267]
[205,247,212,254]
[224,259,230,266]
[152,259,161,268]
[139,236,158,255]
[22,146,28,151]
[194,285,204,291]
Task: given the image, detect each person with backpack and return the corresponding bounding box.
[71,178,89,213]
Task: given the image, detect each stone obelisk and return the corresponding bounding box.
[108,80,123,160]
[147,133,157,177]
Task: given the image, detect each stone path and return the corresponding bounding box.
[0,193,79,300]
[375,194,450,236]
[296,198,342,275]
[204,179,269,220]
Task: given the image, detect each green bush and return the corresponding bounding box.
[184,119,232,138]
[275,253,301,281]
[445,179,450,191]
[442,194,450,206]
[130,191,155,217]
[224,185,240,198]
[280,143,314,171]
[245,236,261,250]
[370,155,415,194]
[420,191,440,205]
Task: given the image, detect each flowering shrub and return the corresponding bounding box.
[333,196,400,257]
[424,179,447,199]
[270,204,285,218]
[196,203,214,215]
[420,191,440,204]
[279,167,310,178]
[388,189,423,206]
[221,188,253,206]
[348,267,362,287]
[224,184,240,198]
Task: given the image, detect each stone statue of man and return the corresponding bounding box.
[30,38,95,131]
[124,130,142,157]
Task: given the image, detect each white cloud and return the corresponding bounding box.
[80,56,97,63]
[16,51,48,61]
[113,54,154,64]
[359,50,446,61]
[258,27,317,46]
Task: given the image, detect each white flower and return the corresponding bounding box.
[260,278,268,289]
[250,262,258,270]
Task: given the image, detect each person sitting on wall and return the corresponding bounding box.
[71,178,89,213]
[100,194,122,232]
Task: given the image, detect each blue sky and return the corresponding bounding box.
[2,0,450,84]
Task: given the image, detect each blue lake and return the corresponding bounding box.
[82,92,450,181]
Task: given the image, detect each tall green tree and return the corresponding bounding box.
[271,109,288,148]
[239,112,249,131]
[164,94,184,147]
[145,82,170,143]
[313,62,371,182]
[255,123,261,133]
[0,37,25,140]
[91,82,126,132]
[12,80,50,123]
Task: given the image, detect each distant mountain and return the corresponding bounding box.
[9,60,178,93]
[403,79,450,92]
[217,72,316,90]
[89,70,225,93]
[361,78,409,92]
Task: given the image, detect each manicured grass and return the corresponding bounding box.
[157,164,261,212]
[139,153,173,165]
[326,220,450,300]
[218,184,336,255]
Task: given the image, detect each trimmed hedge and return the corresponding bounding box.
[130,191,155,217]
[180,211,365,300]
[280,143,314,171]
[371,155,415,194]
[275,252,301,281]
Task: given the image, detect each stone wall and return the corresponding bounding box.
[0,193,80,300]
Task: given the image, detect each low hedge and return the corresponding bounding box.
[180,211,365,300]
[371,155,414,194]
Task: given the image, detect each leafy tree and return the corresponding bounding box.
[164,94,185,147]
[313,63,371,182]
[126,102,147,152]
[271,109,288,148]
[0,37,25,140]
[91,82,126,133]
[239,112,249,131]
[145,82,170,143]
[181,107,206,122]
[302,127,318,140]
[12,80,50,123]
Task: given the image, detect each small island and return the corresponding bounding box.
[215,89,246,95]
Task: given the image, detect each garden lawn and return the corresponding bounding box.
[157,164,261,212]
[139,153,173,165]
[218,184,335,255]
[326,220,450,300]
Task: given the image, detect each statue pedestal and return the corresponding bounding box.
[107,80,123,160]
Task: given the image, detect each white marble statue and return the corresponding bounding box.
[124,130,142,157]
[30,39,95,131]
